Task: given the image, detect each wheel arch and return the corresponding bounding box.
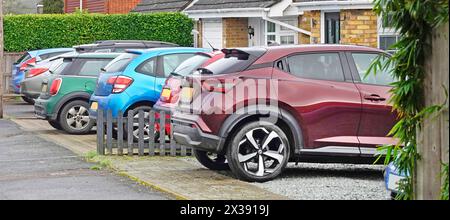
[123,100,155,116]
[218,105,304,156]
[52,92,92,121]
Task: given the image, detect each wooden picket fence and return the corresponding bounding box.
[96,109,192,156]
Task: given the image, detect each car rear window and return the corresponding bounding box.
[16,53,31,64]
[197,50,262,75]
[49,58,69,75]
[104,53,138,73]
[172,54,210,76]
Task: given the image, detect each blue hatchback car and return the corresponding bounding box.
[89,47,209,139]
[12,48,75,99]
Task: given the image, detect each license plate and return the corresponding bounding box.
[90,102,98,110]
[161,88,171,99]
[181,87,194,102]
[387,174,403,191]
[41,84,48,93]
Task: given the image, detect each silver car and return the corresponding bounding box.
[20,53,74,102]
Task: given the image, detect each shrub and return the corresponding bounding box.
[4,12,194,52]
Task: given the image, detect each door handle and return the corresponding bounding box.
[364,94,386,102]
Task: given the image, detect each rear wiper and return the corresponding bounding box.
[197,68,214,75]
[170,72,182,77]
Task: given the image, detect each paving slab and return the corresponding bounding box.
[6,105,288,200]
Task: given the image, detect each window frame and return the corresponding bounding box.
[345,51,395,87]
[135,57,157,77]
[157,53,197,78]
[285,51,351,82]
[265,18,298,46]
[62,58,112,77]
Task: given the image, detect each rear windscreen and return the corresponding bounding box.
[172,54,210,76]
[196,51,259,75]
[103,53,138,73]
[16,53,31,64]
[49,58,69,75]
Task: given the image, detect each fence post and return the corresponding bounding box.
[96,109,105,155]
[169,114,176,156]
[149,110,155,156]
[138,110,145,156]
[117,111,124,156]
[106,110,113,155]
[127,110,134,156]
[159,111,166,156]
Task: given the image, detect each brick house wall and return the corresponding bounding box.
[297,9,378,48]
[223,18,249,48]
[107,0,141,14]
[298,11,321,44]
[340,9,378,48]
[65,0,139,14]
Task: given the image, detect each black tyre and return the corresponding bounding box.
[48,120,62,130]
[22,96,35,105]
[226,121,290,182]
[59,100,94,135]
[193,149,229,171]
[124,106,154,142]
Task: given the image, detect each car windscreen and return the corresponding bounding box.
[103,53,138,73]
[196,51,259,75]
[172,54,210,76]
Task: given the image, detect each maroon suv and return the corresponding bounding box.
[172,45,397,182]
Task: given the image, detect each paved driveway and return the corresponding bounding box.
[0,104,170,200]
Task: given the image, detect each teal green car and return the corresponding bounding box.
[35,53,121,134]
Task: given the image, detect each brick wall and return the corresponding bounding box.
[107,0,141,14]
[340,9,378,48]
[223,18,249,48]
[298,11,321,44]
[297,9,378,47]
[65,0,139,14]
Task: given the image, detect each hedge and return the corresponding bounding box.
[4,12,194,52]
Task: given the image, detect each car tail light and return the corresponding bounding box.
[107,76,133,93]
[49,78,62,96]
[160,78,183,104]
[19,57,37,71]
[27,68,48,78]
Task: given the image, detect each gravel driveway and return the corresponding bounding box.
[252,163,390,200]
[183,157,390,200]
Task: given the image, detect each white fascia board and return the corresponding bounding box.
[269,0,293,17]
[185,8,267,19]
[293,0,374,11]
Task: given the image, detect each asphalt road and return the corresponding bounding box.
[0,101,170,200]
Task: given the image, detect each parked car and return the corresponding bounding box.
[20,41,177,104]
[11,48,75,103]
[172,45,398,182]
[89,47,210,141]
[154,50,225,113]
[34,53,121,134]
[20,52,77,103]
[74,40,179,53]
[384,162,408,199]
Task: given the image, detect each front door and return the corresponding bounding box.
[347,52,398,155]
[325,12,341,44]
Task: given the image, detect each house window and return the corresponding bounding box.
[379,35,399,52]
[265,19,298,45]
[325,12,340,44]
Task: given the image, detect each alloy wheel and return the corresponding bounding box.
[66,105,90,130]
[237,127,286,177]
